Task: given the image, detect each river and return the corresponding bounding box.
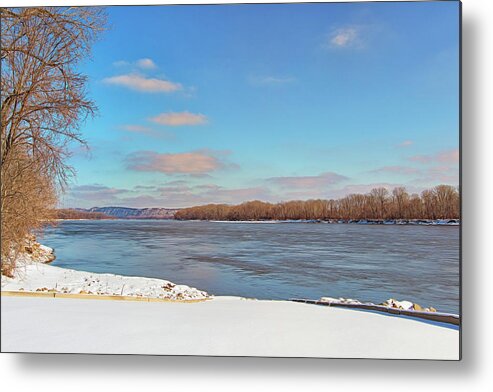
[42,220,460,314]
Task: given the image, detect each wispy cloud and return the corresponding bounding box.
[66,184,129,205]
[158,183,275,204]
[250,75,296,86]
[409,155,432,164]
[102,184,276,208]
[397,140,414,148]
[103,74,182,93]
[113,58,158,70]
[148,112,208,126]
[410,166,459,185]
[125,150,232,175]
[330,27,359,48]
[409,148,459,164]
[119,124,174,139]
[326,23,382,50]
[436,149,460,163]
[113,60,130,67]
[135,58,157,70]
[71,184,121,193]
[268,172,348,189]
[369,165,420,176]
[120,124,154,133]
[206,186,275,203]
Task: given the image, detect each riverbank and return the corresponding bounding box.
[53,218,460,225]
[1,249,209,301]
[203,219,460,225]
[1,260,458,322]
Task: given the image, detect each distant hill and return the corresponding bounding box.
[82,207,179,219]
[54,209,113,220]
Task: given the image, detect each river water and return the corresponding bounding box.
[42,220,460,314]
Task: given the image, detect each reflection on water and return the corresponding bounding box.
[41,220,460,313]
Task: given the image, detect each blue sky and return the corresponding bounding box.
[63,1,460,208]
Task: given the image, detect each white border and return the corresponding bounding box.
[2,0,492,390]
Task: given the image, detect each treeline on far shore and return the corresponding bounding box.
[53,209,113,220]
[175,185,460,221]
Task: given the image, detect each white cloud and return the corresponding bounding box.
[329,27,359,48]
[136,58,157,70]
[148,112,208,126]
[125,150,228,174]
[103,74,182,93]
[113,58,157,70]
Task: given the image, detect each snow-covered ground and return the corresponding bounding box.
[0,295,459,359]
[1,262,209,301]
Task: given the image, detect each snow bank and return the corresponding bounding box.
[0,296,459,359]
[3,239,208,301]
[1,262,209,301]
[320,296,439,313]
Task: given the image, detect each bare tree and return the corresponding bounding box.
[433,185,459,219]
[421,189,436,219]
[1,7,106,275]
[391,187,409,219]
[369,187,389,219]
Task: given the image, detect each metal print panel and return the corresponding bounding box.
[0,1,461,359]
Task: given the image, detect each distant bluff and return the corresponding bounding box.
[84,207,179,219]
